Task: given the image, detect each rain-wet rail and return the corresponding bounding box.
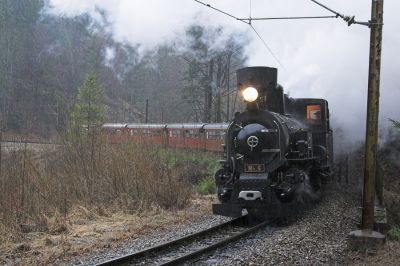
[95,215,270,266]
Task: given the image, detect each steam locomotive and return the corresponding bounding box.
[103,66,333,221]
[212,66,333,220]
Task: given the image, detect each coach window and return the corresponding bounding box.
[188,130,197,138]
[171,130,180,138]
[206,131,221,140]
[306,105,322,124]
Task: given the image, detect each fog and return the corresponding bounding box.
[47,0,400,143]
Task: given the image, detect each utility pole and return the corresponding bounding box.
[349,0,385,250]
[0,131,2,178]
[361,0,384,231]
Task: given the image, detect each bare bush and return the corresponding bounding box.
[334,131,400,226]
[0,134,194,241]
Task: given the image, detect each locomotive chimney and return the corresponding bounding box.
[237,66,284,114]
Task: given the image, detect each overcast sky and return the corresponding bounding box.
[47,0,400,143]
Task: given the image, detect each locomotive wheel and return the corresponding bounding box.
[215,169,232,203]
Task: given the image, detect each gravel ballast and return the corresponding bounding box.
[72,186,359,265]
[70,215,232,265]
[199,186,360,265]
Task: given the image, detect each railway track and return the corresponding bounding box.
[0,140,61,153]
[95,215,270,266]
[0,140,59,146]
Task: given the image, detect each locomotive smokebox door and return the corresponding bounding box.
[237,67,284,114]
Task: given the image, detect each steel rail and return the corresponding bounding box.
[95,216,249,266]
[160,218,270,265]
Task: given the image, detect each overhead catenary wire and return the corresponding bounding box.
[249,0,252,20]
[193,0,286,69]
[310,0,371,27]
[310,0,346,18]
[193,0,249,25]
[249,24,286,71]
[193,0,370,69]
[238,15,337,21]
[194,0,339,23]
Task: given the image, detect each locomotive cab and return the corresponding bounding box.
[285,98,333,172]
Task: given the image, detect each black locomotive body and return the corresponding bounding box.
[213,67,333,220]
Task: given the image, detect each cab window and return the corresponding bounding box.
[307,105,322,124]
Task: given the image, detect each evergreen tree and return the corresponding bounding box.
[67,74,104,202]
[70,74,104,132]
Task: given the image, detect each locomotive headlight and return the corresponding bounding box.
[242,87,259,102]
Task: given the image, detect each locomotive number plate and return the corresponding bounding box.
[244,164,265,173]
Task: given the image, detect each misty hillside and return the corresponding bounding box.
[0,0,247,137]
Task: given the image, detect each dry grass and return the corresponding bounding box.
[0,130,219,264]
[0,196,215,265]
[349,240,400,265]
[0,131,203,250]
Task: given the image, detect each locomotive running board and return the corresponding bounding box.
[261,148,280,153]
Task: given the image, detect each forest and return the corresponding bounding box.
[0,1,400,264]
[0,0,248,137]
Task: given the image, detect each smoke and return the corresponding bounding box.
[294,173,321,207]
[45,0,400,143]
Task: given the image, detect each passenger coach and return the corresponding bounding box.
[102,123,229,152]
